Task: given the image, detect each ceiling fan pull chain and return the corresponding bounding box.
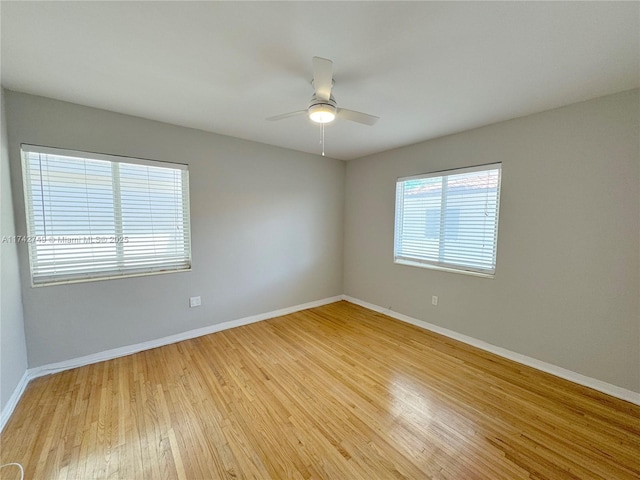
[321,123,325,156]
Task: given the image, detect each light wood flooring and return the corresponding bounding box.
[1,301,639,479]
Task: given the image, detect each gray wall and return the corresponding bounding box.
[4,88,639,394]
[1,88,28,410]
[345,89,640,392]
[5,91,345,367]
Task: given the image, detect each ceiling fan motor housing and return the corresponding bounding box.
[308,94,337,123]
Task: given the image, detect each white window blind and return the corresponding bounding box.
[21,145,191,286]
[394,163,502,277]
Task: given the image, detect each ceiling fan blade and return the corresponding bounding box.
[312,56,333,101]
[337,108,379,126]
[266,110,307,122]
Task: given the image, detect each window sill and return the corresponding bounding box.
[394,258,494,279]
[31,267,192,287]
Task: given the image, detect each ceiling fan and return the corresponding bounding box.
[267,56,379,126]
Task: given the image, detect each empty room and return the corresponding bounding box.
[1,2,639,479]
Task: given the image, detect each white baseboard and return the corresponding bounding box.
[28,295,343,381]
[342,295,640,406]
[0,295,343,431]
[3,293,637,434]
[0,370,30,433]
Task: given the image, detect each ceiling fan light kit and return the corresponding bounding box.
[308,96,337,124]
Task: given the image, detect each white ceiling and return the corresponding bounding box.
[1,2,638,160]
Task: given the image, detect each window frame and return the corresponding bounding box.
[20,144,192,287]
[394,163,502,278]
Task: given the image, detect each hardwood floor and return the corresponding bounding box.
[1,301,639,479]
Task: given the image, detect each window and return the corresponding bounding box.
[394,163,502,277]
[21,145,191,286]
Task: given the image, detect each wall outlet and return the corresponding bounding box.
[431,295,438,306]
[189,296,201,308]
